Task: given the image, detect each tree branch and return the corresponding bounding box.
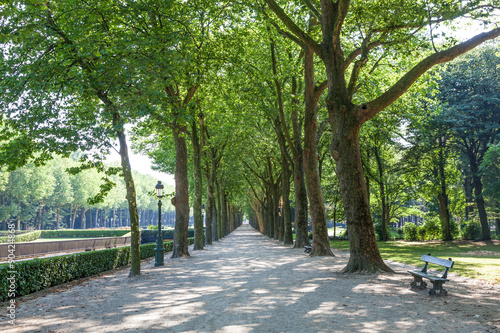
[362,27,500,123]
[263,0,322,55]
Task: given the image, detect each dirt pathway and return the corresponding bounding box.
[1,224,499,332]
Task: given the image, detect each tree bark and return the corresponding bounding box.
[303,47,333,256]
[171,119,191,258]
[113,112,141,276]
[373,146,388,241]
[191,116,204,250]
[469,153,490,240]
[438,139,451,240]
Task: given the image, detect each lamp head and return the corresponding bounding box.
[155,181,164,198]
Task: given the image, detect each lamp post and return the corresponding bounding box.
[154,181,164,267]
[202,204,205,246]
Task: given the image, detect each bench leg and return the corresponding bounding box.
[410,276,427,290]
[429,281,448,296]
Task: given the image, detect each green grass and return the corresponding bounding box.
[330,239,500,284]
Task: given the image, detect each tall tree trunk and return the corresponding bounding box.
[191,116,203,250]
[221,191,228,237]
[438,140,451,240]
[113,112,141,277]
[171,118,191,258]
[81,208,88,230]
[329,106,392,272]
[215,176,222,239]
[71,205,77,229]
[469,154,490,240]
[290,76,309,248]
[303,47,333,256]
[373,146,388,241]
[94,208,99,228]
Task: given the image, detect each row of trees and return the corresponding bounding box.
[1,1,499,277]
[0,155,175,231]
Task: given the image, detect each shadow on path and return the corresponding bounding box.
[4,224,500,333]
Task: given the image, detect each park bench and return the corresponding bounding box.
[304,245,312,253]
[408,253,454,296]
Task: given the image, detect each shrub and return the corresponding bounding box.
[0,231,42,244]
[141,228,194,240]
[374,222,391,241]
[421,217,442,240]
[461,220,482,240]
[40,230,130,239]
[0,237,194,301]
[403,223,418,241]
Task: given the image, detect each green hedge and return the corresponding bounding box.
[40,230,130,239]
[0,238,194,301]
[0,231,42,244]
[141,228,195,239]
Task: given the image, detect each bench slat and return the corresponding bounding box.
[409,270,449,282]
[421,254,454,268]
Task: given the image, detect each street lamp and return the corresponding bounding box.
[154,181,165,267]
[202,204,205,246]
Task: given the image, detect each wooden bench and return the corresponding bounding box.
[304,245,312,253]
[408,253,454,296]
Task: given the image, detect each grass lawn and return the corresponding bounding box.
[330,239,500,284]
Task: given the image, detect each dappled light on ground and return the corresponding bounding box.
[3,225,499,332]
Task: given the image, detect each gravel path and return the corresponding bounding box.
[1,224,499,332]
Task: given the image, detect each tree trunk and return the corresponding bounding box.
[113,112,141,277]
[56,206,60,230]
[469,155,490,240]
[171,119,191,258]
[81,208,88,230]
[221,191,228,237]
[94,208,99,228]
[464,171,474,220]
[71,205,77,229]
[215,176,222,239]
[191,117,204,250]
[329,106,392,272]
[373,146,388,241]
[303,47,333,257]
[438,141,451,240]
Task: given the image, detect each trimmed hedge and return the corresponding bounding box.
[141,228,195,240]
[0,238,194,302]
[40,230,130,239]
[0,231,42,244]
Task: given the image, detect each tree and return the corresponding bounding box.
[263,0,500,272]
[438,45,500,240]
[0,1,148,276]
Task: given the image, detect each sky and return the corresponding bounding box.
[106,149,176,187]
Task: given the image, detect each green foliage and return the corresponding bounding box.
[39,230,130,239]
[461,220,482,240]
[0,231,42,243]
[421,216,442,240]
[403,223,418,241]
[141,229,194,240]
[374,222,391,241]
[0,237,194,301]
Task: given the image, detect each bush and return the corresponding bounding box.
[421,217,442,240]
[0,231,42,244]
[0,237,194,301]
[374,222,391,241]
[141,228,194,238]
[403,223,418,241]
[40,230,130,239]
[461,220,482,240]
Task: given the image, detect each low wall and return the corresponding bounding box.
[0,237,131,258]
